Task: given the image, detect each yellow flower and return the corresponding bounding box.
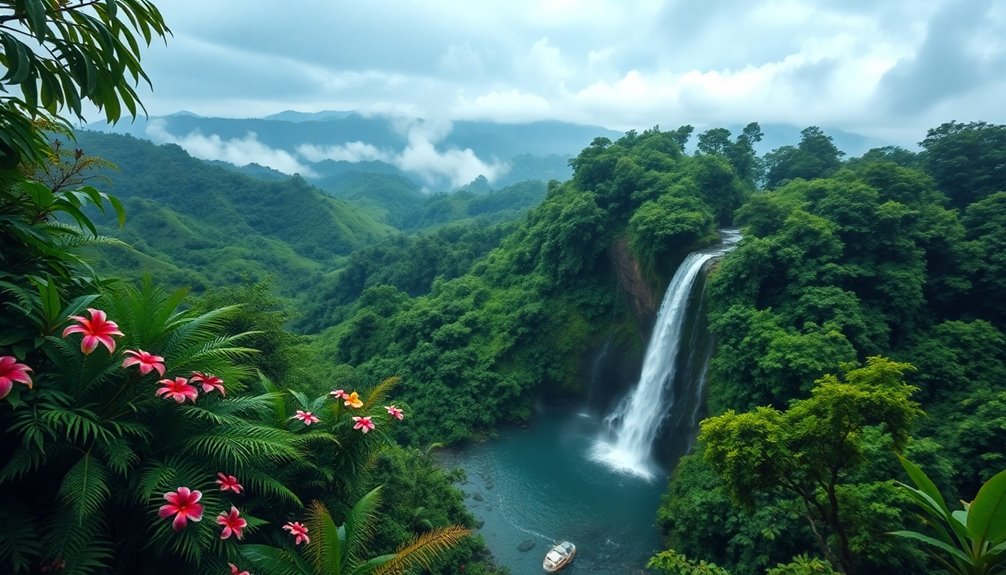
[343,391,363,409]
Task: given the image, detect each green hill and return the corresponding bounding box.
[73,130,395,294]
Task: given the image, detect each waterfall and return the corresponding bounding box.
[591,230,740,479]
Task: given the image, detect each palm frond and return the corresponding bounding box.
[240,469,303,507]
[58,453,111,526]
[306,500,344,575]
[345,485,384,567]
[241,544,312,575]
[363,376,401,412]
[368,526,471,575]
[135,457,206,503]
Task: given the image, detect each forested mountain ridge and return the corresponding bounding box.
[297,120,1006,574]
[320,124,756,443]
[71,130,547,296]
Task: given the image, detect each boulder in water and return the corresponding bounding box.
[517,539,536,552]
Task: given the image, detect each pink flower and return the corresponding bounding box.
[156,377,198,403]
[216,472,243,494]
[352,416,375,433]
[121,349,166,376]
[158,487,203,531]
[384,405,404,421]
[294,410,320,425]
[283,521,310,545]
[0,356,33,400]
[191,371,225,395]
[61,308,123,355]
[329,388,348,399]
[216,506,247,540]
[228,563,251,575]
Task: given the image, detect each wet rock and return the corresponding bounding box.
[471,492,484,502]
[518,539,536,552]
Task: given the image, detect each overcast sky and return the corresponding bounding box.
[130,0,1004,146]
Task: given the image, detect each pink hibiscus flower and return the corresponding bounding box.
[352,416,376,433]
[228,563,251,575]
[216,506,247,540]
[216,472,243,494]
[384,405,404,421]
[294,410,320,425]
[158,487,203,531]
[121,349,166,376]
[329,388,348,399]
[0,356,32,400]
[190,371,225,395]
[61,308,123,355]
[156,377,198,403]
[283,521,310,545]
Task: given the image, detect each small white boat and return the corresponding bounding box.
[543,540,576,572]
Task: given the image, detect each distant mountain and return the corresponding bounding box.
[73,130,394,295]
[89,112,622,190]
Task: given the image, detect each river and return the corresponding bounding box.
[438,407,666,574]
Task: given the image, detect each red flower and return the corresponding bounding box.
[0,356,32,400]
[216,506,247,540]
[228,563,251,575]
[158,487,203,531]
[329,388,348,399]
[294,410,320,425]
[61,308,123,355]
[352,416,375,433]
[384,405,404,421]
[216,472,243,494]
[121,349,166,376]
[283,521,310,545]
[156,377,198,403]
[191,371,225,395]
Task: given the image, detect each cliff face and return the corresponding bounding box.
[608,238,658,328]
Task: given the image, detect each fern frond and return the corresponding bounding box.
[96,435,139,476]
[54,234,129,250]
[58,454,111,526]
[368,526,471,575]
[41,405,113,446]
[363,376,401,412]
[0,503,42,573]
[185,425,302,469]
[43,509,113,575]
[0,444,52,483]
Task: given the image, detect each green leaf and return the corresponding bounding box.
[968,468,1006,544]
[897,456,949,514]
[888,530,974,565]
[23,0,49,39]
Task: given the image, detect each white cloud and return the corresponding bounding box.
[124,1,1006,145]
[145,120,315,176]
[297,141,392,163]
[396,122,509,188]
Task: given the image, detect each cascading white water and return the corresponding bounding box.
[591,230,740,479]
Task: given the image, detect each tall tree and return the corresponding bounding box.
[701,357,922,575]
[920,121,1006,209]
